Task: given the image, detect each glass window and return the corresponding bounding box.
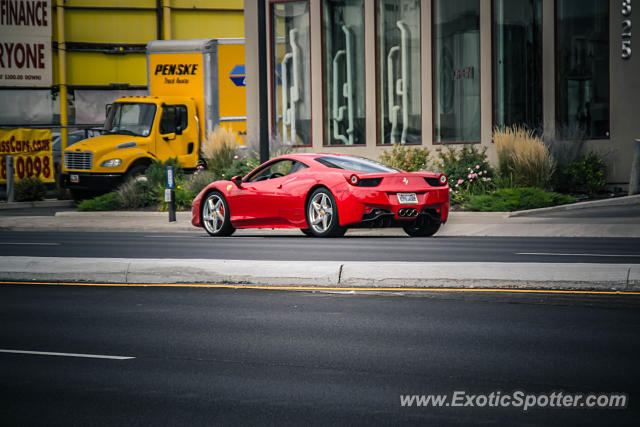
[433,0,480,143]
[556,0,609,139]
[376,0,421,145]
[493,0,542,130]
[315,155,399,173]
[160,105,188,135]
[104,103,156,137]
[323,0,365,145]
[247,159,307,182]
[272,1,312,146]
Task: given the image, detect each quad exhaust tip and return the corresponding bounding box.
[398,208,418,217]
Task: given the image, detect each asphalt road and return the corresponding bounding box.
[0,285,638,426]
[1,231,639,264]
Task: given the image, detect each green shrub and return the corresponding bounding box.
[493,126,555,189]
[14,177,46,202]
[184,170,218,196]
[379,144,430,172]
[464,187,576,212]
[77,192,122,211]
[433,145,495,204]
[159,187,195,212]
[221,155,260,179]
[543,124,586,191]
[561,152,607,195]
[145,158,184,189]
[117,178,155,209]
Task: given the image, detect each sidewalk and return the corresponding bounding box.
[0,195,639,237]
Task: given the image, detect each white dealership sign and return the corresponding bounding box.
[0,0,52,87]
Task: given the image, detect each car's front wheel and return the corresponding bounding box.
[202,191,235,237]
[402,220,441,237]
[306,188,346,237]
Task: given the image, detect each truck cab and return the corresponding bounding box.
[62,96,199,197]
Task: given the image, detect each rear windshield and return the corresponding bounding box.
[315,156,399,174]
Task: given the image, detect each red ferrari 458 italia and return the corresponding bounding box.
[191,153,449,237]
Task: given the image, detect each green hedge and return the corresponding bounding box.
[464,188,576,212]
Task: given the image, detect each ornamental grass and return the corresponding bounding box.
[493,126,555,189]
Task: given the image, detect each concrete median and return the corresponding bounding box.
[1,256,638,291]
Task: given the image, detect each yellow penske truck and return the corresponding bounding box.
[61,39,246,198]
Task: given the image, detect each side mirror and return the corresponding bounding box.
[105,103,113,119]
[231,175,243,188]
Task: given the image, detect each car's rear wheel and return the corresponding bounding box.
[202,191,235,237]
[402,220,441,237]
[306,188,346,237]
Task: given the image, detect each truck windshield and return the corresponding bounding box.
[104,103,156,137]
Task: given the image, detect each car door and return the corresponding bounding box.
[231,159,296,226]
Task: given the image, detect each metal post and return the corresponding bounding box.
[6,156,14,203]
[166,166,176,222]
[258,0,269,163]
[629,139,640,195]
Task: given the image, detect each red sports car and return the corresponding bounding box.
[191,153,449,237]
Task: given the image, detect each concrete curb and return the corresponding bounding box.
[0,200,75,210]
[508,194,640,217]
[1,257,638,291]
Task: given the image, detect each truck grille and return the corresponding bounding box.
[65,151,93,170]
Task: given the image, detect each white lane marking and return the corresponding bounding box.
[517,252,640,258]
[0,349,134,360]
[0,243,60,246]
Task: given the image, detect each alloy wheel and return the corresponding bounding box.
[203,194,226,234]
[308,192,334,234]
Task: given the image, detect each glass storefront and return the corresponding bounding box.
[556,0,609,139]
[322,0,366,145]
[271,1,312,146]
[433,0,480,143]
[493,0,542,130]
[376,0,422,145]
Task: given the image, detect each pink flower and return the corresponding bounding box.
[483,170,487,174]
[475,165,480,169]
[457,179,464,185]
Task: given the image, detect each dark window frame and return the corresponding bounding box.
[268,0,313,148]
[491,0,543,132]
[431,0,482,145]
[321,0,367,147]
[374,0,424,146]
[554,0,610,141]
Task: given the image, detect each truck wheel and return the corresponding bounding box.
[125,165,148,183]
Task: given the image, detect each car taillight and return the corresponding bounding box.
[349,174,360,185]
[439,174,448,185]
